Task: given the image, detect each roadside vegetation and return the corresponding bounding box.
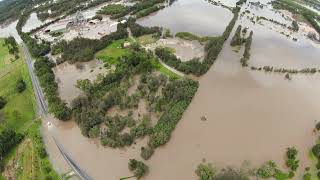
[0,38,58,179]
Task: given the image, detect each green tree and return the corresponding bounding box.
[16,79,26,93]
[195,163,215,180]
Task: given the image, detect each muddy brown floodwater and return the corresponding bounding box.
[41,0,320,179]
[53,60,107,105]
[137,0,233,36]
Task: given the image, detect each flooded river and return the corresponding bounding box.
[137,0,234,36]
[37,0,320,179]
[22,12,46,33]
[0,20,22,43]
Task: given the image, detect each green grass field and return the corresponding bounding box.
[151,59,180,79]
[0,38,36,131]
[96,39,131,65]
[137,34,158,45]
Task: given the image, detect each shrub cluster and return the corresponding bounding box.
[128,159,149,179]
[286,147,299,172]
[3,36,19,59]
[195,163,215,180]
[157,47,206,75]
[148,79,199,148]
[0,129,23,172]
[135,5,165,19]
[16,79,26,93]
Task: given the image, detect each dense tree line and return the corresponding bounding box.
[127,18,162,37]
[135,5,165,19]
[201,6,241,69]
[148,79,198,149]
[0,0,48,24]
[240,31,253,67]
[97,0,166,19]
[34,57,71,120]
[155,47,206,75]
[0,129,23,172]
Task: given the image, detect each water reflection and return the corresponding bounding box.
[137,0,233,36]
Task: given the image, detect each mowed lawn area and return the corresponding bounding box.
[0,38,36,132]
[95,39,131,64]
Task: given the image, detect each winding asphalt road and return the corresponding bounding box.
[21,43,91,180]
